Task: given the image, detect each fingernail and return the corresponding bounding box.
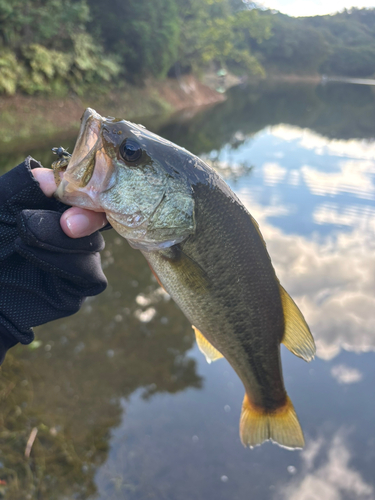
[66,214,90,237]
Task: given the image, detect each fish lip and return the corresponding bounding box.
[80,108,103,138]
[61,108,103,188]
[74,108,103,159]
[55,108,108,206]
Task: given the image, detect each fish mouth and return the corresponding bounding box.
[55,108,112,209]
[62,108,103,187]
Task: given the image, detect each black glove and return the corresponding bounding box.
[0,157,108,365]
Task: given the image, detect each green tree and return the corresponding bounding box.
[253,12,329,74]
[0,0,120,95]
[87,0,180,80]
[0,0,90,50]
[174,0,270,76]
[321,46,375,77]
[251,8,375,78]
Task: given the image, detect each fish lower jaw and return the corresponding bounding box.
[54,179,104,211]
[106,214,185,251]
[130,236,186,251]
[54,191,100,211]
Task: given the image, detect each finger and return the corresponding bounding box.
[32,168,57,197]
[32,168,107,238]
[60,207,108,238]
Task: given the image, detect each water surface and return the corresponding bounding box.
[0,81,374,500]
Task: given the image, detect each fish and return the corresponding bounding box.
[55,108,315,449]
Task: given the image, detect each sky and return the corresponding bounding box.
[259,0,375,17]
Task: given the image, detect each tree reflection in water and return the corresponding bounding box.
[0,232,201,499]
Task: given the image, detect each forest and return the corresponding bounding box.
[0,0,374,96]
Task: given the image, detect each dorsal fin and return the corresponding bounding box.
[193,326,224,364]
[279,285,315,362]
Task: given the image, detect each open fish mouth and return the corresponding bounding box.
[54,109,115,210]
[63,108,103,188]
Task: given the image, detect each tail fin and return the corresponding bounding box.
[239,393,305,449]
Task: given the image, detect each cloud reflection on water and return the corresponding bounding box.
[280,431,374,500]
[270,125,375,161]
[237,192,375,360]
[214,125,375,361]
[314,203,375,232]
[263,162,288,185]
[301,160,375,200]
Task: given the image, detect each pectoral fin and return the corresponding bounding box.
[279,285,315,362]
[193,326,223,364]
[161,247,210,295]
[147,261,166,291]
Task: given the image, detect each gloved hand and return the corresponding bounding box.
[0,157,108,365]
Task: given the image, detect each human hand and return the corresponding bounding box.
[32,168,108,238]
[0,158,108,364]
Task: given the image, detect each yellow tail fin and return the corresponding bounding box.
[239,394,305,449]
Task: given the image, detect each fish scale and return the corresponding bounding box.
[144,181,286,410]
[55,107,316,449]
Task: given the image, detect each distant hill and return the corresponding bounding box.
[252,8,375,77]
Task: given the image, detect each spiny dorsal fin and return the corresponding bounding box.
[193,326,223,364]
[240,393,305,449]
[279,285,315,362]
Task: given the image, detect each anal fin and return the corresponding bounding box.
[279,285,315,362]
[193,326,223,364]
[240,393,305,449]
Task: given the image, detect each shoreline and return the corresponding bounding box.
[265,73,321,84]
[0,75,226,153]
[0,72,336,152]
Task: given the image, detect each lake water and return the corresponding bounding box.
[0,81,374,500]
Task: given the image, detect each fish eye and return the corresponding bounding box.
[119,139,142,163]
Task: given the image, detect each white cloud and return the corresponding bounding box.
[280,431,374,500]
[259,0,375,17]
[331,364,363,384]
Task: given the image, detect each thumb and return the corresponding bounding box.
[32,167,57,197]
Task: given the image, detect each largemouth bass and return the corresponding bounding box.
[55,108,315,449]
